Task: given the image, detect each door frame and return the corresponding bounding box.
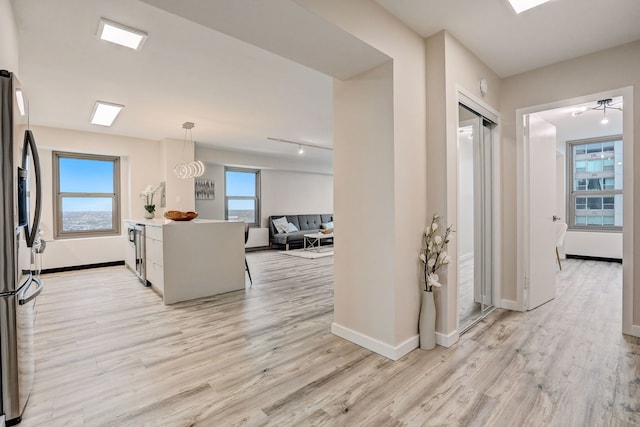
[516,86,636,337]
[456,89,501,332]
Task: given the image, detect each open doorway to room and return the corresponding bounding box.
[516,87,632,334]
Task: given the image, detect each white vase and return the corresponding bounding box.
[144,210,155,219]
[419,290,436,350]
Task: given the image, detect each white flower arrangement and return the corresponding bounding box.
[419,213,453,292]
[140,184,162,213]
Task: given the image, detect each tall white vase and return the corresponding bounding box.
[419,290,436,350]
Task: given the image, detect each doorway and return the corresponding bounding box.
[516,87,635,337]
[457,103,495,332]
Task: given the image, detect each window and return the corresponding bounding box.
[224,167,260,226]
[567,136,622,231]
[53,152,120,238]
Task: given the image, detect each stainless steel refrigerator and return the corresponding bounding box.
[0,70,45,425]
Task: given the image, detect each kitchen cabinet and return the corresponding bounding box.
[125,219,246,304]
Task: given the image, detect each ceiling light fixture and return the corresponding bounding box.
[570,98,622,125]
[90,101,123,126]
[507,0,552,14]
[97,18,148,50]
[267,137,332,154]
[174,122,205,179]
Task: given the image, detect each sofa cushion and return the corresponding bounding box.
[284,222,299,233]
[297,214,323,231]
[321,221,334,229]
[320,214,333,223]
[272,216,289,234]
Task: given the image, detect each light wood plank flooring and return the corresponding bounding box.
[21,254,639,426]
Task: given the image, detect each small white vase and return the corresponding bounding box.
[419,290,436,350]
[144,210,155,219]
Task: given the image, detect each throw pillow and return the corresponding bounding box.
[284,222,299,233]
[272,216,289,234]
[321,221,334,229]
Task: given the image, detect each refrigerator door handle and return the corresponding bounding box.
[18,276,43,305]
[22,130,42,248]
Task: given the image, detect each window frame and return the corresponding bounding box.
[566,135,622,233]
[52,151,121,239]
[224,166,261,227]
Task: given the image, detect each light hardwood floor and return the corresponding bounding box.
[21,254,639,426]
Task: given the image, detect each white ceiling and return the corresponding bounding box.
[10,0,640,165]
[536,96,624,146]
[375,0,640,77]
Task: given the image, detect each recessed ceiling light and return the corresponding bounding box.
[90,101,124,126]
[97,18,147,50]
[507,0,552,14]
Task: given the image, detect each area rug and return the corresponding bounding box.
[281,247,334,259]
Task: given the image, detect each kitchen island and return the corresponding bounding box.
[125,219,245,304]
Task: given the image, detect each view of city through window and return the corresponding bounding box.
[570,139,622,228]
[56,154,119,234]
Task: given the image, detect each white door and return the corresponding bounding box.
[525,114,558,310]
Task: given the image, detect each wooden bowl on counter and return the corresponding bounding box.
[164,210,198,221]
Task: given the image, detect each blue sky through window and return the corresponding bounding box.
[60,157,114,212]
[225,171,255,197]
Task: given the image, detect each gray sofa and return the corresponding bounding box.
[268,214,333,250]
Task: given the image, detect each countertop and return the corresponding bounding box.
[124,218,234,227]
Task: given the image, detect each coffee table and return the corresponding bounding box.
[303,232,334,252]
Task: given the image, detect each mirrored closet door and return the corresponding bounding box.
[457,102,495,333]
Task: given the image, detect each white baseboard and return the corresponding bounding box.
[435,329,459,347]
[501,299,523,311]
[623,323,640,338]
[331,323,418,361]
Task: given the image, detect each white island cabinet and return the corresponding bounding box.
[127,219,245,304]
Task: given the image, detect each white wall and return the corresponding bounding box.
[0,0,19,73]
[426,31,502,341]
[299,0,428,359]
[501,41,640,333]
[32,125,166,269]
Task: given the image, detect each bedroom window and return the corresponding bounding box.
[224,167,260,227]
[53,151,121,239]
[567,136,622,231]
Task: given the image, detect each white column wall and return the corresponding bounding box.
[333,61,397,348]
[298,0,428,358]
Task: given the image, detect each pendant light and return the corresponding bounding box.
[174,122,205,179]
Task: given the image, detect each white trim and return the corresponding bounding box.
[623,324,640,338]
[458,91,500,124]
[331,323,418,361]
[435,329,459,347]
[500,299,524,311]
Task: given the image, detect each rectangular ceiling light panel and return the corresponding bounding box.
[97,18,147,50]
[508,0,552,13]
[90,101,124,126]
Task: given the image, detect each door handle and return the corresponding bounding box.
[553,215,561,221]
[18,276,43,305]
